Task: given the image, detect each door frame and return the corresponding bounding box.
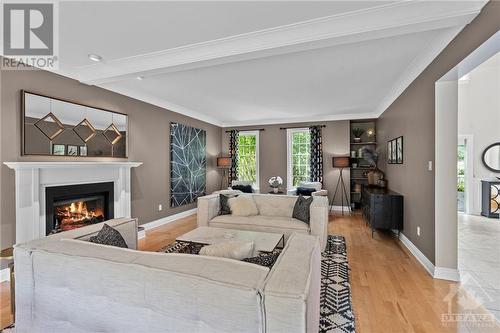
[458,134,474,214]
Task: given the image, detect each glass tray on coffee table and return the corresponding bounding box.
[176,226,284,255]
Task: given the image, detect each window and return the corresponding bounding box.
[237,131,259,188]
[287,128,311,188]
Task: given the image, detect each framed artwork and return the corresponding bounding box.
[52,144,65,155]
[396,136,403,164]
[67,145,78,156]
[387,136,403,164]
[79,146,87,156]
[170,122,206,207]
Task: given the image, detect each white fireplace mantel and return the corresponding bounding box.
[4,161,142,244]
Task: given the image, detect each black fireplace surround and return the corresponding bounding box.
[45,182,114,235]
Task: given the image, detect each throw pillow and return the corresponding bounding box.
[88,224,128,248]
[220,193,238,215]
[292,195,314,224]
[228,196,259,216]
[199,241,254,260]
[231,184,253,193]
[242,252,280,268]
[296,186,316,196]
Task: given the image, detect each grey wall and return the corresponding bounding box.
[377,1,500,264]
[0,67,222,251]
[222,120,350,206]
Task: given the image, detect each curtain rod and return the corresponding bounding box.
[225,128,265,133]
[279,125,326,130]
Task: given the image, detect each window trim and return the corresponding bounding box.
[286,128,309,190]
[237,130,260,189]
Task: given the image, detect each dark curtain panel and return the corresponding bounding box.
[229,130,239,184]
[309,125,323,183]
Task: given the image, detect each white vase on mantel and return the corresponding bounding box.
[273,187,279,193]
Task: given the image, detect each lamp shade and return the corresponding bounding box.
[332,156,350,168]
[217,156,231,168]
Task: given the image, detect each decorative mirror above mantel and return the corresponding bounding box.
[482,142,500,173]
[22,90,128,158]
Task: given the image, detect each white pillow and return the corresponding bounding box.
[199,241,254,260]
[228,196,259,216]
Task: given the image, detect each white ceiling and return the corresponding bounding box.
[9,1,490,127]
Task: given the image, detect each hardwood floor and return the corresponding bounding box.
[1,213,499,332]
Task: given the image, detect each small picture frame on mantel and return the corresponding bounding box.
[388,136,403,164]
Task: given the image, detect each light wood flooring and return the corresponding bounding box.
[1,213,499,332]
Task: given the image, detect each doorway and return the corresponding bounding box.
[457,135,473,214]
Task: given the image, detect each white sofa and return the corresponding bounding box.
[14,218,321,333]
[287,181,328,197]
[198,193,329,251]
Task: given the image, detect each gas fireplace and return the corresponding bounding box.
[46,182,114,235]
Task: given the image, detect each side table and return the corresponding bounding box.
[0,247,14,325]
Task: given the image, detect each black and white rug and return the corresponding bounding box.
[160,235,356,333]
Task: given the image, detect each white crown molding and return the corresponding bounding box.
[75,1,485,85]
[220,112,378,128]
[3,161,143,170]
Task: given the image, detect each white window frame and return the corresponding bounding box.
[286,128,310,190]
[237,130,260,189]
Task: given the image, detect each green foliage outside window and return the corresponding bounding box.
[291,131,311,187]
[237,134,257,183]
[457,145,465,192]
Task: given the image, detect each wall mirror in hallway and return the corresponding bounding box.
[482,142,500,173]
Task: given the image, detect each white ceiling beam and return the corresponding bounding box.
[76,1,484,85]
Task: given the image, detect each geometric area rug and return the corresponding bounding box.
[319,235,356,333]
[160,234,356,333]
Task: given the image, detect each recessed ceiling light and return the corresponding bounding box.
[88,54,102,62]
[136,76,144,80]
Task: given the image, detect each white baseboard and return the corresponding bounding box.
[138,208,198,239]
[434,267,461,282]
[394,231,460,282]
[397,232,436,277]
[0,268,10,282]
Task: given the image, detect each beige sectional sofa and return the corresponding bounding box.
[197,193,329,251]
[14,218,321,333]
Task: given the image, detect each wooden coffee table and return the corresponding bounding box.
[176,227,284,255]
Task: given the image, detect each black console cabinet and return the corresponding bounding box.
[361,187,404,237]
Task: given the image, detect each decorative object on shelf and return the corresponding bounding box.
[352,162,358,168]
[351,150,357,158]
[52,144,65,155]
[358,148,363,158]
[354,184,362,193]
[22,90,128,158]
[217,156,231,190]
[361,146,385,187]
[481,179,500,218]
[268,176,283,193]
[352,128,365,143]
[170,123,206,207]
[387,136,403,164]
[331,156,351,215]
[482,142,500,173]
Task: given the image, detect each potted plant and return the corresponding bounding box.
[268,176,283,193]
[352,128,365,143]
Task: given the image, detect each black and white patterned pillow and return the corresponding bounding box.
[220,193,238,215]
[292,195,314,224]
[89,224,128,248]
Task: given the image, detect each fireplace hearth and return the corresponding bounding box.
[46,182,114,235]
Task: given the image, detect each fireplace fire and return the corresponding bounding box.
[54,196,105,232]
[46,182,114,235]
